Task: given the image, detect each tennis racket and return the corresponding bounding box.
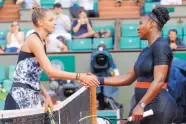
[75,109,154,124]
[47,107,58,124]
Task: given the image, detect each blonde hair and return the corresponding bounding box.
[32,6,50,26]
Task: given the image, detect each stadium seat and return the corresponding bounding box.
[0,0,5,7]
[145,0,152,2]
[121,24,138,37]
[93,26,115,36]
[93,38,113,49]
[163,25,183,38]
[183,36,186,45]
[0,100,5,110]
[184,25,186,36]
[0,65,5,84]
[120,37,140,49]
[3,80,13,92]
[8,65,16,81]
[144,2,160,14]
[0,30,8,40]
[40,0,55,8]
[140,40,148,49]
[0,40,6,47]
[71,39,92,51]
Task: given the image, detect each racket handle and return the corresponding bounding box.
[128,109,154,121]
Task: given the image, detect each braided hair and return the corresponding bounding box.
[148,7,170,30]
[32,6,50,26]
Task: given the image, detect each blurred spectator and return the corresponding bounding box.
[94,30,112,38]
[49,3,72,43]
[6,22,25,53]
[161,0,182,5]
[55,0,73,8]
[16,0,40,9]
[167,29,185,50]
[115,0,122,7]
[72,9,95,39]
[77,0,99,17]
[47,35,68,52]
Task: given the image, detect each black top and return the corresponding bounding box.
[17,32,46,63]
[134,37,173,82]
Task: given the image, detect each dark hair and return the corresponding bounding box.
[32,7,50,26]
[169,29,177,34]
[148,7,170,29]
[78,9,87,17]
[53,3,62,8]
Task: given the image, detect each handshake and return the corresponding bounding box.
[78,73,100,88]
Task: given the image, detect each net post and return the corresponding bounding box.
[89,87,97,124]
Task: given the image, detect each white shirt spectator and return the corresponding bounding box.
[16,0,40,9]
[161,0,182,5]
[49,14,72,40]
[77,0,94,10]
[55,0,73,8]
[7,32,24,48]
[47,38,64,52]
[54,14,71,35]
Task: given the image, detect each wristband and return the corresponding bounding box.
[98,77,104,85]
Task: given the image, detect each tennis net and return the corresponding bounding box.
[0,87,97,124]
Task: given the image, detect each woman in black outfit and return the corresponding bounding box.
[96,7,178,124]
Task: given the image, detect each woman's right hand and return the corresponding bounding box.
[79,73,100,87]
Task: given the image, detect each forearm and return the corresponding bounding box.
[103,75,134,86]
[47,67,77,80]
[41,85,50,98]
[87,23,94,32]
[140,81,164,105]
[73,23,81,33]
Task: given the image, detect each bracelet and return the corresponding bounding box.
[98,77,104,85]
[76,73,80,80]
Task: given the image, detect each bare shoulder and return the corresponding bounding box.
[26,34,42,46]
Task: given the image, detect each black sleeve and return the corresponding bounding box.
[152,42,173,66]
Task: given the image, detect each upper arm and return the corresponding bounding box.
[152,42,172,82]
[72,20,78,28]
[28,36,53,74]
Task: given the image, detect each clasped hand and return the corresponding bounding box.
[78,73,100,87]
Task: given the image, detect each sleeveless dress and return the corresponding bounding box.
[4,32,46,110]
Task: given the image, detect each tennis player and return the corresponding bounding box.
[4,7,99,111]
[96,7,178,123]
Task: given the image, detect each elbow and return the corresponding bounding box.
[45,68,55,79]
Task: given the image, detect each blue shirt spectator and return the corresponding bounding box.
[72,9,95,39]
[72,19,93,36]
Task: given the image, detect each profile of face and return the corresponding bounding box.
[169,31,177,42]
[38,11,56,34]
[138,16,153,40]
[54,7,62,15]
[79,11,87,19]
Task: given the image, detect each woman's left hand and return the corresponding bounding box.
[131,104,144,122]
[43,96,53,112]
